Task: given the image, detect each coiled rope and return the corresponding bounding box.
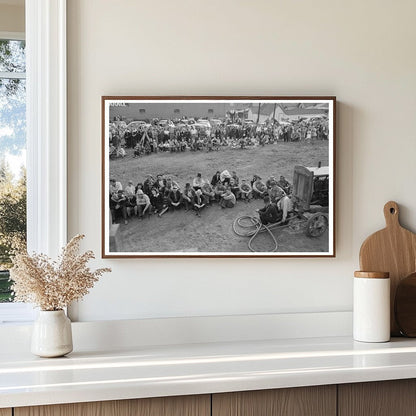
[232,215,279,252]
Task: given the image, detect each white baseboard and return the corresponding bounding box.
[0,311,352,353]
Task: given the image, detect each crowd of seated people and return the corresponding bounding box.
[109,171,293,225]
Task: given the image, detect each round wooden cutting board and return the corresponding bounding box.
[359,201,416,336]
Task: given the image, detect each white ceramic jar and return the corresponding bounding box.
[353,271,390,343]
[31,310,73,357]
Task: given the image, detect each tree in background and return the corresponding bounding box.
[0,39,27,302]
[0,160,26,302]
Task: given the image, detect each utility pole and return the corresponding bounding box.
[256,103,261,124]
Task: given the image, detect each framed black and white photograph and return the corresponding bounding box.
[102,96,336,258]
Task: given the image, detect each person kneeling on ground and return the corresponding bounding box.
[168,186,183,212]
[252,176,268,199]
[220,169,232,186]
[277,175,292,195]
[192,189,206,217]
[220,188,236,209]
[266,175,277,189]
[269,184,286,204]
[136,189,151,219]
[239,179,253,203]
[257,196,282,225]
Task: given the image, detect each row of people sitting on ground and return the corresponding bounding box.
[109,170,293,223]
[111,131,283,159]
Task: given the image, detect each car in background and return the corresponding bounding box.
[177,118,196,126]
[209,118,223,127]
[196,119,212,129]
[159,119,175,129]
[192,123,211,136]
[126,120,151,130]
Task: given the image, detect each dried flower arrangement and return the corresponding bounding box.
[10,234,111,311]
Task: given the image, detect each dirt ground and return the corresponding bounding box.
[109,141,329,253]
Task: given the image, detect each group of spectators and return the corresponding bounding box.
[109,117,329,159]
[109,170,294,224]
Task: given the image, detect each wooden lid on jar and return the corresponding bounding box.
[354,271,390,279]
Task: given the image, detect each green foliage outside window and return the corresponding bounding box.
[0,38,27,302]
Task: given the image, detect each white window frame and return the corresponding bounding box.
[0,0,67,324]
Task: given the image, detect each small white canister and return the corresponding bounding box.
[353,271,390,343]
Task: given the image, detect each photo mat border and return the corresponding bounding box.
[101,96,336,258]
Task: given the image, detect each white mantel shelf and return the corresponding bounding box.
[2,336,416,409]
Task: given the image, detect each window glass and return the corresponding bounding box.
[0,39,27,303]
[0,40,25,72]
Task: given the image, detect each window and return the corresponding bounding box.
[174,109,180,114]
[0,2,67,324]
[0,37,27,305]
[208,109,214,114]
[139,108,146,114]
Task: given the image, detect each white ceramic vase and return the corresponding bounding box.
[31,310,73,357]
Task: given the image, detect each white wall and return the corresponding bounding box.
[67,0,416,322]
[0,3,24,33]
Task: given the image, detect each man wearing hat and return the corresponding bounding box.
[266,175,277,189]
[220,169,232,185]
[239,179,253,203]
[277,175,292,195]
[219,187,236,209]
[257,196,281,225]
[269,184,286,204]
[252,176,267,199]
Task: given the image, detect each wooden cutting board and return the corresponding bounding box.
[359,201,416,336]
[395,272,416,337]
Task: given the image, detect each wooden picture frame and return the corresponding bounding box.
[102,96,336,258]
